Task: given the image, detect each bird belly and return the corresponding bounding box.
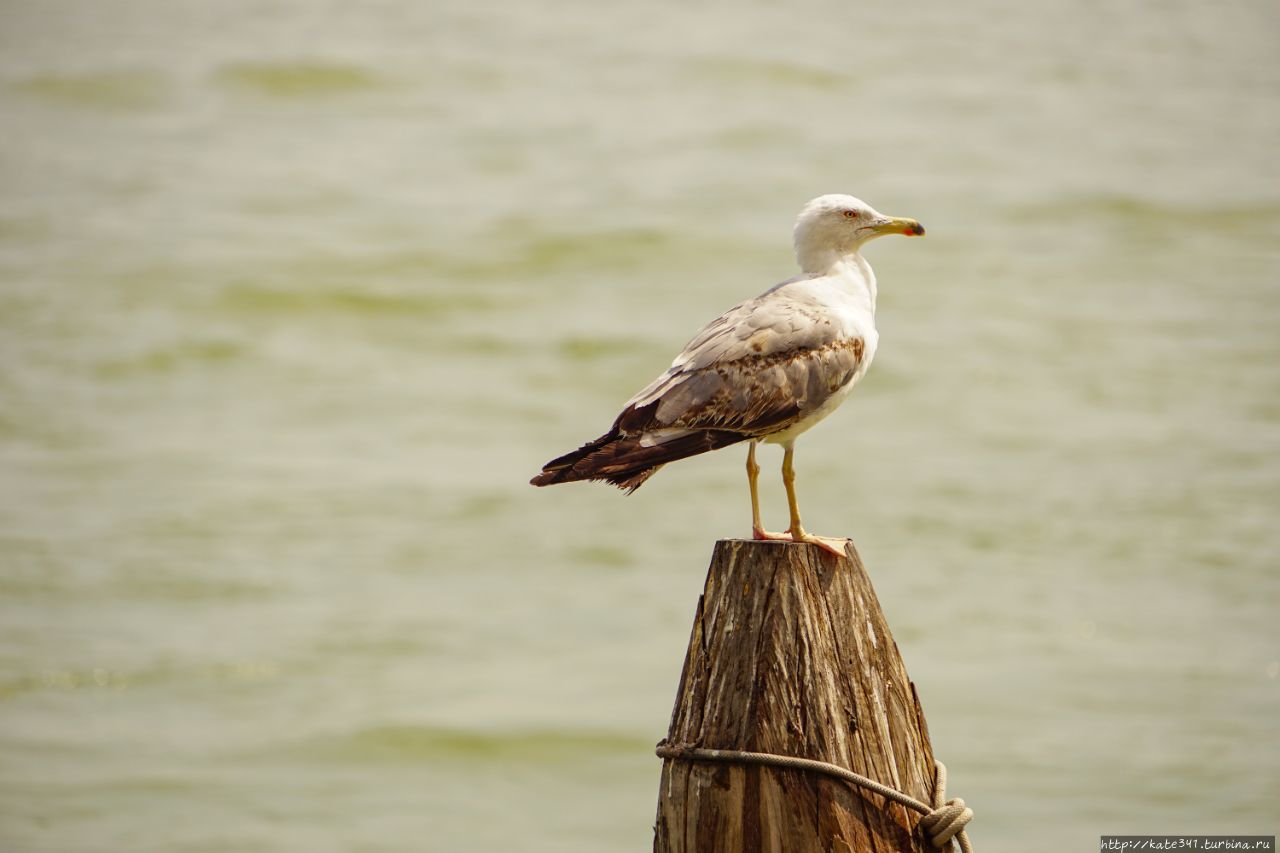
[761,376,857,445]
[761,328,875,446]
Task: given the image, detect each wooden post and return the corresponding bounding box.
[654,539,938,853]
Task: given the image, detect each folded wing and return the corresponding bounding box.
[531,285,865,491]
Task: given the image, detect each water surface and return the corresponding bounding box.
[1,1,1278,850]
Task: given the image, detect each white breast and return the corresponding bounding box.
[763,268,879,446]
[763,328,876,446]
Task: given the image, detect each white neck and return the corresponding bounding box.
[803,251,877,313]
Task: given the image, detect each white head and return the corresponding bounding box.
[792,193,924,274]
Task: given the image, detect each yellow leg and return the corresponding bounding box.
[781,444,848,557]
[781,446,803,533]
[747,442,789,541]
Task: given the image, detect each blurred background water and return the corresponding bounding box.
[1,1,1278,850]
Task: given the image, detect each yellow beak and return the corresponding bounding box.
[871,216,925,237]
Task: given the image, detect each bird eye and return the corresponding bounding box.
[841,209,859,219]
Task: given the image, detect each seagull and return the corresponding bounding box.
[531,194,924,555]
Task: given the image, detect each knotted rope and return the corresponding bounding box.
[656,739,973,852]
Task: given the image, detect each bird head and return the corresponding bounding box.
[793,194,923,273]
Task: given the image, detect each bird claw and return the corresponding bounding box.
[752,527,793,542]
[790,530,850,557]
[752,527,848,557]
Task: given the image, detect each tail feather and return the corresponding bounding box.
[531,429,747,492]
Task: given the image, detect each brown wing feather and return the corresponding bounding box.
[532,339,865,492]
[619,339,865,437]
[530,428,745,492]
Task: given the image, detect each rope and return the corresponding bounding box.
[656,740,973,852]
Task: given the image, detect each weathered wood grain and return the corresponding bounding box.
[654,539,936,853]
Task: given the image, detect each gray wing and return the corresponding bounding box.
[616,283,864,440]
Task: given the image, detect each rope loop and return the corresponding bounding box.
[919,796,973,849]
[920,758,974,851]
[656,740,973,852]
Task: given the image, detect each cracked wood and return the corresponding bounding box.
[654,539,937,853]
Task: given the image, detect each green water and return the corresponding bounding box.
[1,2,1278,850]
